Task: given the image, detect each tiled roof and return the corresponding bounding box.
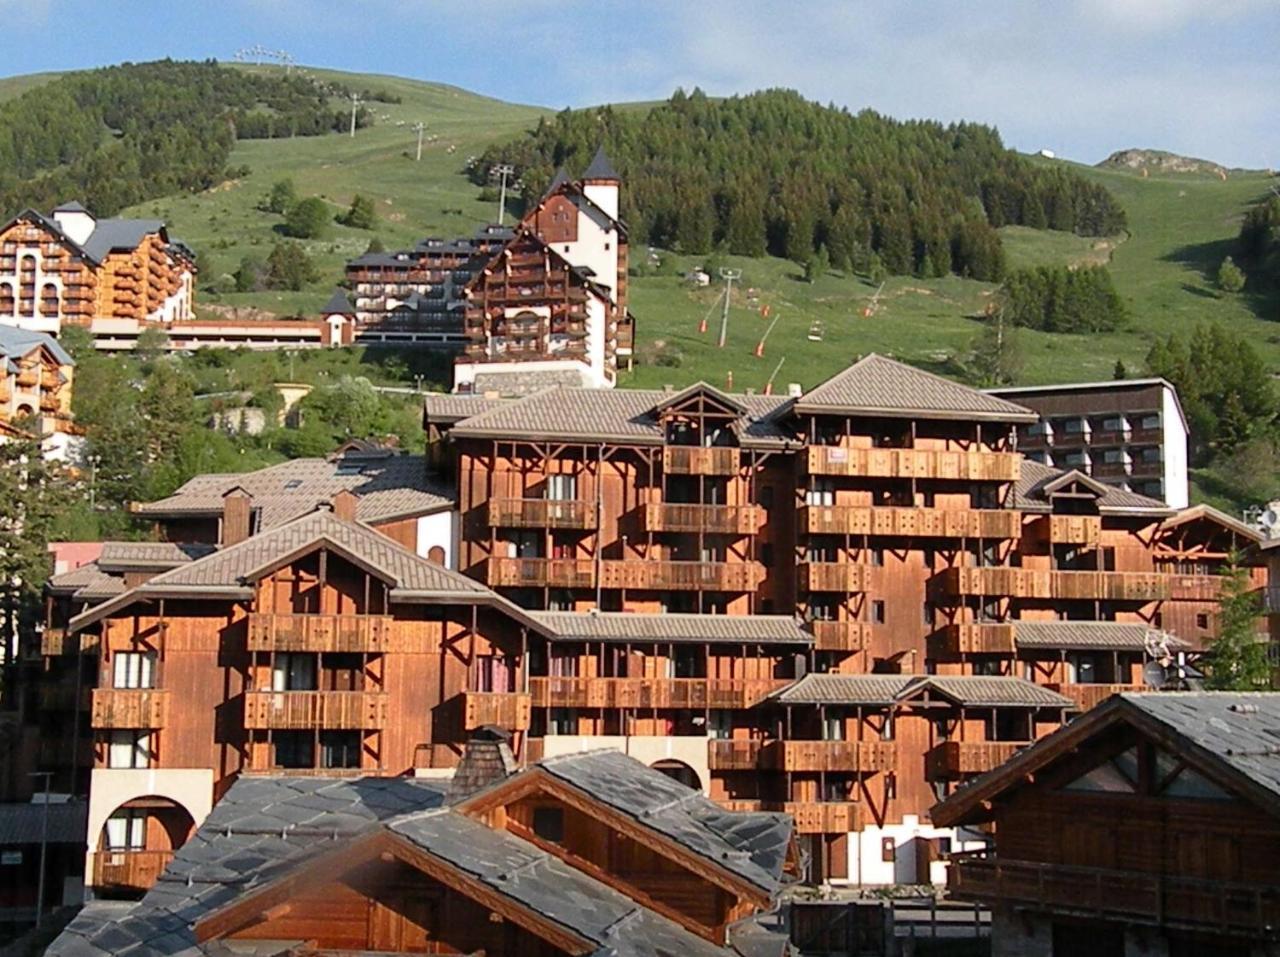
[97,542,216,572]
[422,392,507,424]
[529,610,811,645]
[773,674,916,705]
[0,800,87,845]
[915,675,1075,708]
[795,354,1038,422]
[47,561,111,594]
[134,453,453,528]
[774,674,1074,709]
[1014,620,1186,652]
[472,366,593,396]
[1014,460,1170,515]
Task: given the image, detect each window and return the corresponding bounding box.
[272,653,317,691]
[922,602,935,627]
[108,731,152,769]
[104,809,146,850]
[869,548,884,567]
[822,714,844,741]
[549,708,576,735]
[273,731,315,769]
[871,600,886,625]
[546,474,577,501]
[1196,613,1210,629]
[806,479,835,507]
[532,806,565,843]
[321,731,361,769]
[112,651,156,690]
[1140,414,1161,431]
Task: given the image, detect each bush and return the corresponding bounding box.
[337,194,377,230]
[262,178,297,214]
[264,242,319,291]
[284,196,330,239]
[1217,256,1246,294]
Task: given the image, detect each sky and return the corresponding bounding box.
[3,0,1278,168]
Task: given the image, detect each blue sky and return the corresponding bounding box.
[4,0,1278,167]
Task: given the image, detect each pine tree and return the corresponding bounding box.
[1216,256,1246,294]
[338,194,377,230]
[1203,556,1270,690]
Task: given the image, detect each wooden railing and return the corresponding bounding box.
[488,497,597,530]
[925,741,1028,780]
[461,691,532,731]
[597,560,763,591]
[810,620,874,652]
[707,739,765,770]
[930,623,1017,656]
[762,740,897,773]
[1046,683,1144,711]
[1045,515,1102,546]
[41,628,96,656]
[243,690,389,730]
[931,567,1171,602]
[948,853,1280,935]
[487,557,595,589]
[806,446,1021,481]
[801,562,870,592]
[90,850,174,892]
[90,689,169,729]
[802,505,1022,540]
[641,503,763,535]
[528,677,789,710]
[662,445,740,476]
[246,613,397,653]
[784,802,864,834]
[1168,575,1224,602]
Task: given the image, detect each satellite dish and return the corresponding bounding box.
[1142,660,1169,690]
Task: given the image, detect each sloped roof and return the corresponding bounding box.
[422,392,507,424]
[795,354,1038,422]
[528,610,812,645]
[97,542,216,572]
[773,673,1073,709]
[134,453,453,528]
[543,165,571,197]
[1014,460,1170,515]
[0,324,74,366]
[773,674,918,705]
[81,218,165,262]
[1014,620,1187,652]
[52,200,89,213]
[319,288,352,315]
[1159,502,1263,544]
[47,561,113,595]
[912,675,1076,708]
[583,145,620,181]
[0,800,86,845]
[651,380,748,416]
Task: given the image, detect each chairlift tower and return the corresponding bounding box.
[412,122,426,161]
[491,164,515,225]
[717,268,742,348]
[348,93,362,138]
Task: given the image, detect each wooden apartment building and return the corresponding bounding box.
[0,324,78,460]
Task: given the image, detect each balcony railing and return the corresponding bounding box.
[461,691,532,731]
[246,613,397,653]
[806,446,1021,481]
[41,628,96,656]
[90,850,174,893]
[90,689,169,729]
[707,739,766,770]
[929,623,1017,656]
[948,853,1280,936]
[1045,515,1102,546]
[489,498,597,530]
[761,740,897,773]
[642,503,763,535]
[529,676,789,710]
[802,505,1022,540]
[785,802,864,834]
[487,557,595,589]
[931,567,1171,602]
[1167,575,1224,602]
[662,445,740,476]
[597,560,763,592]
[924,740,1029,780]
[801,562,870,593]
[1045,683,1144,711]
[810,620,874,652]
[243,690,389,730]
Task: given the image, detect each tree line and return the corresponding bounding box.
[0,59,373,219]
[474,88,1127,282]
[997,264,1126,332]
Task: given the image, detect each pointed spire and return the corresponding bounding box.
[320,288,352,315]
[582,145,620,182]
[543,165,571,198]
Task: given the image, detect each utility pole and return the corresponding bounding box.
[413,122,425,161]
[717,268,741,349]
[348,93,362,138]
[31,771,52,929]
[491,164,515,225]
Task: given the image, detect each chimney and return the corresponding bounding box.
[446,726,518,804]
[221,487,253,546]
[332,489,358,522]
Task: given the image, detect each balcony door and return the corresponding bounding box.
[104,809,146,851]
[272,653,317,691]
[113,651,156,690]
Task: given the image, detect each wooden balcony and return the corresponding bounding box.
[925,740,1029,780]
[1045,515,1102,546]
[761,740,897,773]
[246,613,397,653]
[1168,575,1223,602]
[806,446,1021,481]
[931,567,1171,602]
[810,620,874,652]
[662,445,740,476]
[707,739,765,770]
[90,850,174,893]
[461,691,532,731]
[597,559,763,591]
[90,689,169,729]
[784,802,864,834]
[948,853,1280,936]
[1046,683,1144,711]
[243,690,389,730]
[802,505,1022,540]
[930,623,1017,656]
[487,557,595,589]
[41,628,96,656]
[801,562,870,593]
[489,497,597,530]
[642,503,763,535]
[528,676,789,710]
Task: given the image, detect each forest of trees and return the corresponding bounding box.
[475,89,1127,281]
[0,59,372,218]
[1238,192,1280,288]
[998,264,1127,332]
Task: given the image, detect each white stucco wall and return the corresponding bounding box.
[1162,385,1189,508]
[836,817,988,887]
[415,510,457,567]
[537,735,712,792]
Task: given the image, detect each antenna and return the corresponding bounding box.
[347,93,362,138]
[490,164,515,225]
[717,268,742,348]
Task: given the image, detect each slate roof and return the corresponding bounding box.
[448,386,795,448]
[531,748,792,894]
[1014,460,1170,515]
[544,165,571,196]
[773,674,1074,709]
[1013,620,1186,652]
[319,288,352,314]
[795,354,1038,422]
[529,610,811,645]
[0,800,87,845]
[0,323,74,366]
[133,453,453,528]
[97,542,217,572]
[81,219,165,263]
[583,146,620,181]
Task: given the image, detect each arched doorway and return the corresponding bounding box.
[649,759,701,791]
[93,796,195,899]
